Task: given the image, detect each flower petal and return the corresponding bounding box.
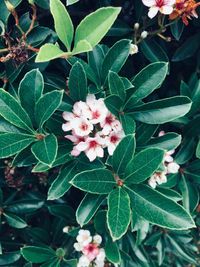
[160,5,173,15]
[148,6,159,18]
[142,0,156,7]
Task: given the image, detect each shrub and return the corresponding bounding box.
[0,0,199,266]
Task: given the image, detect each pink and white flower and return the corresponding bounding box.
[100,112,122,135]
[142,0,176,18]
[106,131,125,155]
[167,161,180,173]
[82,243,100,261]
[77,255,90,267]
[76,136,105,162]
[71,117,93,137]
[86,94,108,124]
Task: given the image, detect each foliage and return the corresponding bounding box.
[0,0,199,266]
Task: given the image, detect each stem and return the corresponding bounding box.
[25,4,37,37]
[0,48,9,53]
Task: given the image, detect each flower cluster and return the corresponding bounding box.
[148,131,180,189]
[62,94,124,162]
[142,0,200,24]
[74,230,105,267]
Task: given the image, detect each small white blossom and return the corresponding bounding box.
[134,22,140,30]
[141,30,148,39]
[93,235,102,245]
[76,230,92,246]
[129,44,139,55]
[77,255,91,267]
[63,226,70,233]
[167,162,180,174]
[71,117,93,137]
[74,242,84,252]
[106,131,125,155]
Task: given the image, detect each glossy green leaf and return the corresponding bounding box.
[112,134,136,177]
[74,7,121,49]
[4,212,27,229]
[128,62,168,104]
[101,39,131,83]
[0,89,33,133]
[119,114,136,135]
[170,19,184,41]
[104,95,123,116]
[0,251,21,265]
[35,44,69,62]
[21,246,56,263]
[126,184,196,230]
[50,0,74,51]
[105,238,121,264]
[71,169,115,194]
[196,140,200,159]
[5,200,44,214]
[127,96,192,124]
[124,148,164,184]
[0,133,35,159]
[76,193,105,227]
[19,69,44,123]
[68,62,87,101]
[35,90,63,128]
[107,187,131,240]
[31,134,57,167]
[47,161,78,200]
[108,71,126,100]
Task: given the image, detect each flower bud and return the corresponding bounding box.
[141,30,148,39]
[167,162,180,174]
[129,44,138,55]
[134,22,140,30]
[4,0,15,12]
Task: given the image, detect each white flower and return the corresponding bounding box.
[100,113,122,135]
[94,249,106,267]
[76,230,92,246]
[86,94,108,124]
[129,44,139,55]
[62,111,76,132]
[148,176,157,189]
[77,255,91,267]
[106,131,125,155]
[164,150,175,163]
[167,162,180,174]
[71,117,93,137]
[142,0,175,18]
[63,226,70,233]
[93,235,102,245]
[148,172,167,188]
[141,30,148,39]
[73,101,92,119]
[134,22,140,30]
[76,136,105,162]
[74,242,84,252]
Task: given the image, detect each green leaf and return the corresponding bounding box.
[72,39,93,55]
[68,62,87,101]
[172,33,200,61]
[5,200,44,214]
[140,39,169,63]
[19,69,44,123]
[0,251,21,265]
[66,0,79,5]
[35,90,63,128]
[76,193,105,227]
[119,114,136,135]
[101,39,131,83]
[0,88,33,133]
[107,187,131,240]
[21,246,56,263]
[0,133,35,159]
[50,0,74,51]
[4,212,27,229]
[126,184,196,230]
[127,62,168,106]
[35,44,69,62]
[71,169,115,194]
[170,19,184,41]
[104,95,123,116]
[127,96,192,124]
[124,148,164,184]
[196,140,200,159]
[74,7,121,49]
[105,238,121,264]
[47,161,78,200]
[112,134,136,177]
[31,134,57,167]
[108,71,126,100]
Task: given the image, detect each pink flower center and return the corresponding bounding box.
[92,110,101,119]
[110,135,119,144]
[82,243,100,261]
[80,123,88,131]
[105,115,113,124]
[89,140,98,148]
[156,0,164,7]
